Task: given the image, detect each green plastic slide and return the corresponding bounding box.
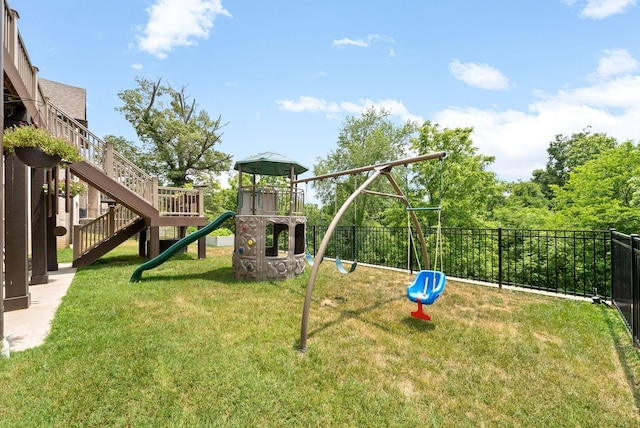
[130,211,236,282]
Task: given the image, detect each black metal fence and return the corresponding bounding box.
[307,225,611,299]
[307,225,640,347]
[611,231,640,347]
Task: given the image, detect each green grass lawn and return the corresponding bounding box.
[1,242,640,426]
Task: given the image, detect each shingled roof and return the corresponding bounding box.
[39,78,87,123]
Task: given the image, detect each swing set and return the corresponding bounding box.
[296,152,448,351]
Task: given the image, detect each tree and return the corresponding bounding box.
[532,128,617,199]
[493,180,551,229]
[410,122,503,228]
[312,107,418,226]
[116,77,231,187]
[103,135,151,171]
[548,141,640,233]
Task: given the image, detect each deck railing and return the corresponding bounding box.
[157,186,204,216]
[3,1,47,124]
[238,185,304,216]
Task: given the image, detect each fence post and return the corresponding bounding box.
[312,225,316,256]
[498,227,503,290]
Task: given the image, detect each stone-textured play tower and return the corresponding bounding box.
[232,152,308,281]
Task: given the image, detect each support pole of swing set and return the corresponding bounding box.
[296,151,446,352]
[298,168,383,352]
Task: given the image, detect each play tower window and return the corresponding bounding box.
[265,222,289,257]
[294,223,305,255]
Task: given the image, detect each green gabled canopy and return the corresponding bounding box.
[233,151,308,177]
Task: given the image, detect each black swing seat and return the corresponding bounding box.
[335,257,357,274]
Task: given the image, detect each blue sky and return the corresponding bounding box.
[12,0,640,183]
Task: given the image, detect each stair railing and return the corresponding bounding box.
[73,205,140,260]
[44,100,204,216]
[44,101,158,206]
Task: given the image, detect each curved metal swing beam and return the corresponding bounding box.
[297,152,446,352]
[299,168,384,352]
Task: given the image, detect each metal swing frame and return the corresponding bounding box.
[295,152,447,352]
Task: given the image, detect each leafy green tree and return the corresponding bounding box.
[532,128,617,199]
[410,122,503,228]
[304,203,332,226]
[549,141,640,233]
[103,135,151,171]
[116,77,231,187]
[493,180,552,229]
[312,107,418,226]
[203,179,236,217]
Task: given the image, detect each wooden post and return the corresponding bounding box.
[30,167,48,284]
[151,177,159,208]
[105,139,114,178]
[198,187,204,216]
[138,228,147,257]
[108,206,115,236]
[149,227,160,258]
[47,210,58,272]
[1,0,6,355]
[4,155,30,311]
[73,225,81,261]
[198,226,206,259]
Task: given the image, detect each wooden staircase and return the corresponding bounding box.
[72,206,146,267]
[1,4,207,268]
[43,101,207,267]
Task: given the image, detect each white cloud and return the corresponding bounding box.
[449,60,511,90]
[332,34,394,48]
[564,0,636,19]
[131,63,144,70]
[275,96,341,116]
[333,37,368,47]
[275,96,422,123]
[589,48,638,80]
[277,51,640,182]
[435,53,640,180]
[137,0,231,59]
[583,0,636,19]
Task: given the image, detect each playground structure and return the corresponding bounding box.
[232,152,309,281]
[294,151,448,351]
[129,152,310,282]
[126,149,447,350]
